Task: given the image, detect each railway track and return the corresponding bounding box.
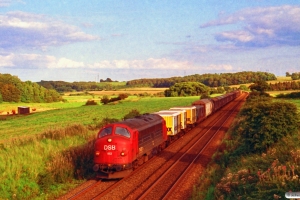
[60,93,247,200]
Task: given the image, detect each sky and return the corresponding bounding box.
[0,0,299,82]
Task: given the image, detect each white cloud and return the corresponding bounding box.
[90,58,192,70]
[0,53,85,69]
[0,11,100,49]
[0,53,14,66]
[50,58,84,68]
[201,5,300,47]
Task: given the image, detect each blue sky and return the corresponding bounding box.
[0,0,299,82]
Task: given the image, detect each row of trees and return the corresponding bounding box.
[286,72,300,80]
[249,80,300,91]
[126,71,277,87]
[0,74,62,103]
[37,80,125,93]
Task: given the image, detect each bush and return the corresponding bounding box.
[85,100,98,105]
[236,101,299,154]
[123,109,141,120]
[118,93,128,100]
[100,95,110,104]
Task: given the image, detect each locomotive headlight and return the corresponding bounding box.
[107,138,112,143]
[95,151,100,156]
[120,151,126,156]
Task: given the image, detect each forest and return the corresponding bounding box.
[126,71,277,87]
[0,74,62,103]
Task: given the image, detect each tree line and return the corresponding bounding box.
[286,72,300,80]
[126,71,277,87]
[0,74,62,103]
[37,80,126,93]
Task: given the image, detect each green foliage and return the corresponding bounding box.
[123,109,141,120]
[276,92,300,98]
[249,80,269,92]
[100,93,129,104]
[291,72,300,80]
[239,84,250,91]
[0,124,92,200]
[0,91,3,103]
[38,80,127,92]
[0,74,62,103]
[127,71,277,87]
[238,101,299,153]
[193,95,300,200]
[0,83,21,102]
[165,82,209,97]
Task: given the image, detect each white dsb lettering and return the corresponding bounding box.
[104,145,116,150]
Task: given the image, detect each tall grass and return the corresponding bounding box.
[0,124,95,199]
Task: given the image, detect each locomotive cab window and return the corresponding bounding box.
[99,127,112,138]
[115,127,130,138]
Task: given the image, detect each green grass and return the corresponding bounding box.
[0,96,199,142]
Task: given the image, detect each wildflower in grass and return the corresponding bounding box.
[273,194,281,199]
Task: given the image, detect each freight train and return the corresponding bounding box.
[93,90,241,179]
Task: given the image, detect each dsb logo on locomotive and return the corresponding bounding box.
[104,145,116,151]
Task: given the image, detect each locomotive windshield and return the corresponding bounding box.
[115,127,130,138]
[99,127,112,138]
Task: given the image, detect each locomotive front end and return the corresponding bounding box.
[93,125,134,179]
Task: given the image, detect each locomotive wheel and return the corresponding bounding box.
[133,161,139,169]
[137,157,144,166]
[143,154,149,162]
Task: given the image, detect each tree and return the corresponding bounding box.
[237,101,299,153]
[165,82,209,97]
[0,84,21,102]
[249,80,269,93]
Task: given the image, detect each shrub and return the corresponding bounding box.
[236,101,299,154]
[118,93,128,100]
[100,95,110,104]
[123,109,141,120]
[85,100,98,105]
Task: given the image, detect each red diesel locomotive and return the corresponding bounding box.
[93,90,242,179]
[93,113,167,179]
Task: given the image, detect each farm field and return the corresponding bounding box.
[0,95,199,142]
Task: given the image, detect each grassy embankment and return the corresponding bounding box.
[0,94,198,200]
[192,98,300,199]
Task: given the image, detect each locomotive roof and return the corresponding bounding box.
[110,113,164,130]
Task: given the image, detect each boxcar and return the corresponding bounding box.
[170,106,197,128]
[154,111,182,138]
[192,99,213,123]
